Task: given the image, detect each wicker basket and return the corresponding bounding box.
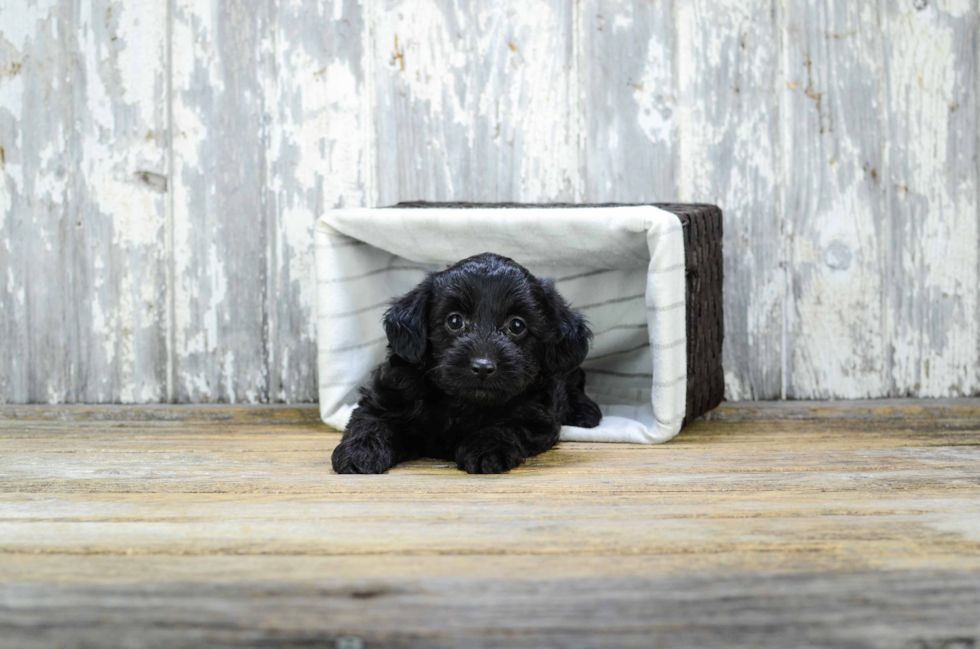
[315,202,724,442]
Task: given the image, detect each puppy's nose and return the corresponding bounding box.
[470,358,496,379]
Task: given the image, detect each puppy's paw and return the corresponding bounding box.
[331,437,396,474]
[567,398,602,428]
[567,401,602,428]
[456,443,524,475]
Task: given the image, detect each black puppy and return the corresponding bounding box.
[332,252,602,474]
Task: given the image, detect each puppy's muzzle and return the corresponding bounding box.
[470,357,496,380]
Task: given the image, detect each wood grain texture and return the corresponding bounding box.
[0,0,75,404]
[676,0,782,400]
[372,0,577,204]
[78,0,171,404]
[578,0,677,202]
[1,402,979,647]
[0,0,169,404]
[170,0,274,404]
[782,1,888,398]
[265,0,369,402]
[169,0,368,404]
[882,0,979,398]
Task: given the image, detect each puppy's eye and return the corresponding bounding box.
[446,313,464,331]
[507,318,526,336]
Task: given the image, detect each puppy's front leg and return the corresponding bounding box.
[457,417,562,474]
[455,429,526,474]
[332,409,407,474]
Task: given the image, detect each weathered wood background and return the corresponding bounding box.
[0,0,977,404]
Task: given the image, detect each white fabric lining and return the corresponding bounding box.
[315,205,687,444]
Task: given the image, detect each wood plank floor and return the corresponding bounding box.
[1,401,979,648]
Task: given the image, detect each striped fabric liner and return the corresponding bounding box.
[315,205,687,443]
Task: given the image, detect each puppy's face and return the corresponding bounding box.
[424,259,545,404]
[383,253,592,405]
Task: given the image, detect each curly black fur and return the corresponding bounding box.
[332,252,602,475]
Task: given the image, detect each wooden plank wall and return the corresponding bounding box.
[0,0,977,404]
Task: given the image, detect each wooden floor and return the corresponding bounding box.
[1,401,979,648]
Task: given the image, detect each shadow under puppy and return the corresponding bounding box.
[332,252,602,474]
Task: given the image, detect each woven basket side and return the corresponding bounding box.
[654,204,725,423]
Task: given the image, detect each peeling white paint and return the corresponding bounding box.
[612,14,633,32]
[180,371,210,400]
[46,384,63,405]
[91,292,116,368]
[634,36,674,148]
[375,0,575,203]
[0,74,25,122]
[678,0,783,400]
[2,0,978,403]
[886,1,978,397]
[938,0,974,19]
[222,350,236,404]
[724,370,745,402]
[0,0,60,51]
[0,171,12,231]
[505,0,576,200]
[206,244,228,354]
[32,141,68,206]
[780,0,889,399]
[115,1,167,128]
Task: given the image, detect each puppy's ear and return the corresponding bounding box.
[537,278,592,375]
[383,277,433,364]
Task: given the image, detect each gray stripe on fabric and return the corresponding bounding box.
[320,335,388,354]
[648,226,683,237]
[318,265,427,285]
[585,342,651,363]
[652,337,686,351]
[652,374,687,388]
[647,300,685,312]
[316,239,368,249]
[324,300,390,319]
[585,368,653,378]
[593,323,648,337]
[655,413,686,427]
[554,269,613,283]
[578,293,645,310]
[651,263,685,275]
